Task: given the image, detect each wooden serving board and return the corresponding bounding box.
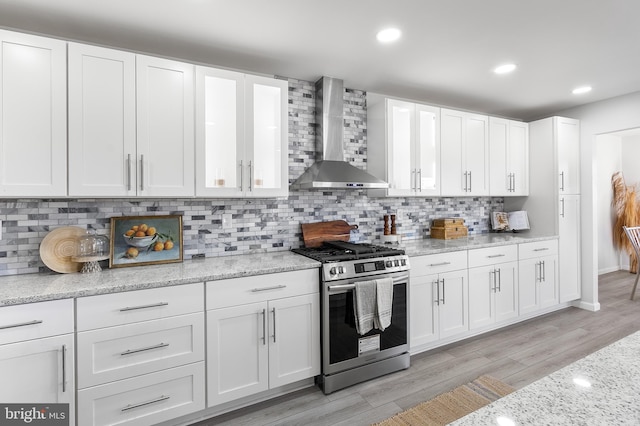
[301,220,358,248]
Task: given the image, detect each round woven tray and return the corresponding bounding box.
[39,226,85,273]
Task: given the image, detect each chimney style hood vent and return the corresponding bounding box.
[291,77,388,190]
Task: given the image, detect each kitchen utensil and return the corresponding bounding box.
[301,220,358,248]
[39,226,86,273]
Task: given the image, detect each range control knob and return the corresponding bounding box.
[338,266,345,274]
[394,260,400,267]
[385,260,393,268]
[401,259,407,266]
[329,267,337,275]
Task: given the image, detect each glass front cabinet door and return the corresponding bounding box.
[196,67,288,198]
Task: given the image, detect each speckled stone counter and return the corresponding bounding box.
[451,331,640,425]
[0,251,321,306]
[398,233,558,257]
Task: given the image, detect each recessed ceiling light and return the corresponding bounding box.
[494,63,517,74]
[376,28,401,43]
[572,85,592,95]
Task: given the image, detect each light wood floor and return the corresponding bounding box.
[194,270,640,426]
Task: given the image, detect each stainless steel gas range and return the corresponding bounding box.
[293,241,410,394]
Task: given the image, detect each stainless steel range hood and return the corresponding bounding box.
[291,77,388,189]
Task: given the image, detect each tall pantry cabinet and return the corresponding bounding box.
[505,116,581,303]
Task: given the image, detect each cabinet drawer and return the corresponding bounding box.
[206,269,318,310]
[468,245,518,268]
[519,239,559,260]
[77,313,204,389]
[77,362,205,426]
[77,282,203,331]
[0,299,73,345]
[410,251,467,276]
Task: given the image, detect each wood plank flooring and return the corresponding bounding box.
[193,271,640,426]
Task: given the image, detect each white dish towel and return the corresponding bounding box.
[374,277,394,331]
[353,280,377,335]
[353,278,395,335]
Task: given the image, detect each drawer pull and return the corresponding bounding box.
[428,262,451,267]
[121,342,169,356]
[251,285,286,292]
[533,248,550,251]
[487,254,506,258]
[119,302,169,312]
[0,319,43,330]
[121,395,170,412]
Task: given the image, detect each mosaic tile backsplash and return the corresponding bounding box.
[0,78,502,276]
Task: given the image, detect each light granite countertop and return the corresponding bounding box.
[0,251,321,306]
[0,233,557,306]
[451,330,640,425]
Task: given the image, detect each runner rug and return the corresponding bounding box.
[374,375,516,426]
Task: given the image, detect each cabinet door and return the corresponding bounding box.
[494,262,519,323]
[245,74,289,197]
[518,258,540,315]
[0,334,74,424]
[0,30,66,197]
[539,255,559,308]
[468,265,494,330]
[137,55,195,197]
[465,112,489,195]
[68,43,137,196]
[415,104,440,196]
[207,303,268,407]
[268,293,320,388]
[489,117,509,196]
[195,67,245,197]
[440,109,465,196]
[409,273,439,348]
[438,270,468,339]
[509,121,529,196]
[556,116,580,194]
[559,195,581,302]
[387,99,416,196]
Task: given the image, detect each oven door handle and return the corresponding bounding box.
[327,274,409,291]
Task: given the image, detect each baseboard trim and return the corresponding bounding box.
[599,266,621,275]
[575,300,601,312]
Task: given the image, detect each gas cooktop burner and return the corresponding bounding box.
[292,241,405,262]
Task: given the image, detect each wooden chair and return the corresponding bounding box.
[623,226,640,300]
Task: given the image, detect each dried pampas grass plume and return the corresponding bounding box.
[612,171,640,272]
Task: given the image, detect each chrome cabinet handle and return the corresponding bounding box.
[490,270,496,292]
[441,278,446,304]
[412,169,417,191]
[560,171,565,191]
[468,171,472,192]
[488,254,506,258]
[0,319,42,330]
[533,248,549,252]
[140,154,144,191]
[271,308,276,343]
[251,285,286,292]
[463,171,468,192]
[560,198,566,218]
[429,262,451,267]
[62,344,67,393]
[512,173,516,192]
[122,395,170,412]
[127,154,132,191]
[120,342,169,356]
[249,160,253,191]
[541,260,546,282]
[417,169,422,192]
[433,279,440,305]
[119,302,169,312]
[239,160,244,190]
[261,309,266,345]
[327,275,409,291]
[496,268,502,292]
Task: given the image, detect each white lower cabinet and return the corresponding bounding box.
[410,251,468,349]
[559,194,581,302]
[518,240,559,315]
[206,269,320,407]
[76,283,205,425]
[0,300,75,425]
[468,246,519,330]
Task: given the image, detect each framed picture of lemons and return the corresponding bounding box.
[110,214,183,268]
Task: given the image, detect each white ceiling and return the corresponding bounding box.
[1,0,639,121]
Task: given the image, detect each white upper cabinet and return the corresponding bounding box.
[367,94,440,197]
[0,30,67,197]
[556,116,580,194]
[136,55,195,197]
[489,118,529,196]
[68,43,136,196]
[441,108,489,196]
[196,67,288,197]
[69,48,195,197]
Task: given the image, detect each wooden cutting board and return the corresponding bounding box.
[301,220,359,248]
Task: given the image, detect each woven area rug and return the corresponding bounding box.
[374,375,516,426]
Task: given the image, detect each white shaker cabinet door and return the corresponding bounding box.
[386,99,416,196]
[0,30,66,197]
[559,194,581,302]
[68,43,137,196]
[410,273,439,349]
[136,55,195,197]
[437,270,469,340]
[415,104,441,196]
[556,116,580,194]
[440,109,465,196]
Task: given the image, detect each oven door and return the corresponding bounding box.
[322,271,409,376]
